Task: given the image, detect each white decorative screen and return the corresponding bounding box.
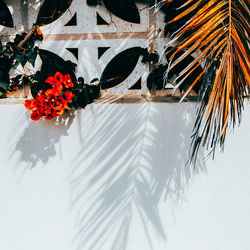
[1,0,168,97]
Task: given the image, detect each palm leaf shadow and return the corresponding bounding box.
[69,103,206,250]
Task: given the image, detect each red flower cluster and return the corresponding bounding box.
[25,72,75,121]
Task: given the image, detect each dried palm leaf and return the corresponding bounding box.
[165,0,250,161]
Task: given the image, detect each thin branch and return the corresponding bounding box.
[17,25,38,50]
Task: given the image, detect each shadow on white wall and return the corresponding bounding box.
[15,110,76,168]
[12,103,206,250]
[67,104,205,250]
[2,103,250,250]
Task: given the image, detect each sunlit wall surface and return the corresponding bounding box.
[0,103,250,250]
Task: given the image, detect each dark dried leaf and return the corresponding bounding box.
[36,0,73,25]
[103,0,140,23]
[100,47,143,89]
[0,0,14,27]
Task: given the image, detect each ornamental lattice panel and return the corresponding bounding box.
[1,0,176,100]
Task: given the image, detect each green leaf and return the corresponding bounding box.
[0,81,10,91]
[0,91,6,98]
[16,54,27,67]
[27,48,38,67]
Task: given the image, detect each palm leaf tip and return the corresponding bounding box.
[164,0,250,162]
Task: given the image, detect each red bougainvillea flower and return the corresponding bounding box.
[64,91,75,102]
[45,73,74,89]
[30,109,43,121]
[63,74,74,88]
[25,72,75,121]
[24,99,36,110]
[45,76,57,85]
[54,72,64,84]
[36,26,43,36]
[45,82,63,96]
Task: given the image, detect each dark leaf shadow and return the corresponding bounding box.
[36,0,73,26]
[15,110,75,168]
[0,0,14,28]
[69,103,206,250]
[103,0,140,24]
[100,47,143,89]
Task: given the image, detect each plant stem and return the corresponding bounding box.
[17,25,38,50]
[229,0,232,41]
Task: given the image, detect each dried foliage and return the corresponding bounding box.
[165,0,250,160]
[0,25,100,117]
[29,49,100,113]
[36,0,73,25]
[0,27,43,97]
[0,0,13,27]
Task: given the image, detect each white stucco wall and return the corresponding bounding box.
[0,103,250,250]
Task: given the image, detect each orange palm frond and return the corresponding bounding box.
[165,0,250,161]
